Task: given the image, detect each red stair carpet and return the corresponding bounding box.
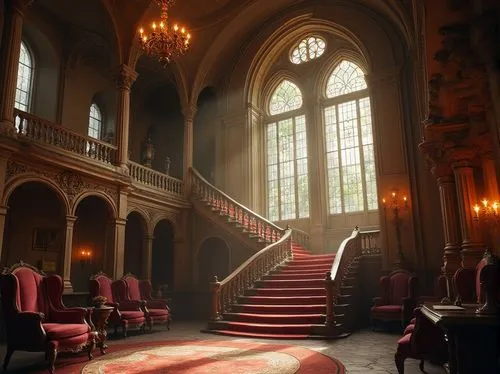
[34,340,345,374]
[207,242,336,338]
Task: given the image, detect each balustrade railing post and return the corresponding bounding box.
[210,276,222,321]
[325,271,336,330]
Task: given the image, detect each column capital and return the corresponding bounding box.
[182,105,197,121]
[432,162,453,180]
[114,64,138,90]
[114,218,127,226]
[448,147,476,169]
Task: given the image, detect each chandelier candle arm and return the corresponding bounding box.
[138,0,192,66]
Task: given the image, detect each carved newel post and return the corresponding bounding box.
[210,276,222,321]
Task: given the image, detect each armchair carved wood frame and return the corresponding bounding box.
[89,271,147,338]
[371,269,418,330]
[115,273,171,331]
[1,262,96,374]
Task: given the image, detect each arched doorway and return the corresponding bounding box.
[72,195,115,292]
[124,211,147,277]
[197,237,230,290]
[151,219,174,293]
[3,181,66,273]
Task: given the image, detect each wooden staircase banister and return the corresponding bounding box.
[325,226,361,328]
[210,228,293,320]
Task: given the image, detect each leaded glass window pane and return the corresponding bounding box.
[290,36,326,64]
[266,114,309,221]
[88,103,102,139]
[15,42,34,112]
[326,60,367,98]
[269,80,302,115]
[324,92,377,214]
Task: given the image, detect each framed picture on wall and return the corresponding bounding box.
[32,228,59,252]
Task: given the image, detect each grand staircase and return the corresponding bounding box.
[189,168,362,339]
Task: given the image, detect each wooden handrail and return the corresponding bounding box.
[325,226,361,327]
[190,167,284,243]
[291,227,310,248]
[14,109,117,165]
[210,229,292,320]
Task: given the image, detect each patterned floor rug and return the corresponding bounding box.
[45,340,345,374]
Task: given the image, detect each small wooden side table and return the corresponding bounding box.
[90,306,114,354]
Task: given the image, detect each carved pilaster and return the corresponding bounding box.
[182,105,196,196]
[114,64,138,170]
[450,150,484,268]
[112,218,127,279]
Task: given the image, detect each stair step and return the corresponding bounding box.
[286,257,334,265]
[223,321,317,334]
[224,312,326,324]
[238,295,327,305]
[277,268,330,275]
[263,273,326,280]
[205,329,310,339]
[283,263,332,270]
[254,279,325,288]
[231,304,326,314]
[247,287,326,297]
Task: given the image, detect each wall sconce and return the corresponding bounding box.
[382,190,410,268]
[80,249,92,269]
[473,198,500,225]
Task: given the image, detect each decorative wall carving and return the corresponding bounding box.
[5,160,118,208]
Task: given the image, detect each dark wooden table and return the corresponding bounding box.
[421,303,499,374]
[90,306,114,354]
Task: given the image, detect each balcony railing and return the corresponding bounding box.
[129,161,184,196]
[14,109,116,165]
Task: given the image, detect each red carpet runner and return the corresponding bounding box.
[45,340,345,374]
[210,243,335,338]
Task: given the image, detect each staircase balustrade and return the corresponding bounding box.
[291,228,310,248]
[359,229,381,255]
[189,168,283,243]
[129,161,184,195]
[14,109,116,165]
[210,229,292,321]
[325,226,361,326]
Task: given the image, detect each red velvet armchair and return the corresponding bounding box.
[395,307,448,374]
[115,274,171,331]
[1,262,96,373]
[139,278,172,329]
[89,272,146,337]
[371,269,418,329]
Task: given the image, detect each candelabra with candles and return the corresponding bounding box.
[473,199,500,226]
[80,249,92,269]
[382,191,409,269]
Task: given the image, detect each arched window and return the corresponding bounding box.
[266,79,309,221]
[290,36,326,64]
[88,103,102,139]
[323,60,377,214]
[15,41,34,112]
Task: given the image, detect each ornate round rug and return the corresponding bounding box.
[56,340,345,373]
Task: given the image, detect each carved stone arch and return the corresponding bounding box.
[98,0,123,64]
[194,234,231,260]
[66,29,114,73]
[261,71,304,115]
[3,175,70,215]
[126,206,152,234]
[314,49,369,98]
[71,191,117,218]
[151,214,179,239]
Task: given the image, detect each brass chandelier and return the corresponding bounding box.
[138,0,191,66]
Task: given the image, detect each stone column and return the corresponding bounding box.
[114,64,138,170]
[433,164,461,297]
[112,218,127,279]
[451,151,484,268]
[0,0,34,135]
[62,215,77,293]
[142,234,154,280]
[182,105,196,197]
